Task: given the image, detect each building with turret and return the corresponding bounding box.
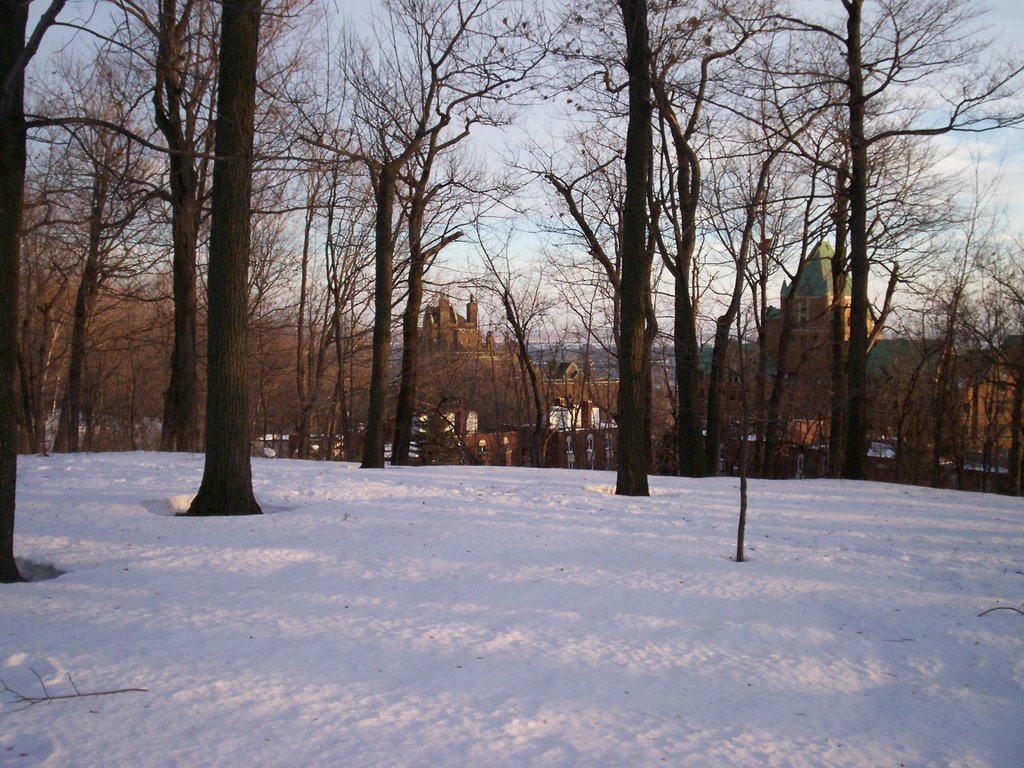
[756,242,857,468]
[763,241,853,377]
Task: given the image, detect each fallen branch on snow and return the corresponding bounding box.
[0,668,148,711]
[977,604,1024,618]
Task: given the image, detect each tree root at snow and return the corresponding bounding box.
[1,668,148,711]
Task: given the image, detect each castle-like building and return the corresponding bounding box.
[763,241,853,377]
[421,294,493,353]
[415,293,617,469]
[753,242,849,455]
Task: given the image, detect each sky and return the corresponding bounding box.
[25,0,1024,315]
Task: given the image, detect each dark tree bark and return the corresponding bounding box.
[705,253,746,476]
[673,276,704,476]
[293,187,316,460]
[0,1,28,582]
[616,0,653,496]
[842,0,870,480]
[186,0,262,516]
[827,0,1023,478]
[293,176,326,461]
[391,182,464,466]
[649,10,752,478]
[652,82,705,478]
[360,161,399,469]
[153,0,206,453]
[828,166,849,476]
[734,309,752,563]
[1,0,66,582]
[929,284,964,489]
[159,150,201,453]
[53,160,110,453]
[389,261,422,465]
[391,173,430,467]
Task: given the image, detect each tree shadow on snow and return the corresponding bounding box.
[14,558,64,582]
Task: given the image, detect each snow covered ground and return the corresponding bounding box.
[2,452,1023,767]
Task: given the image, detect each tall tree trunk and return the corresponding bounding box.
[361,162,397,469]
[160,181,200,452]
[0,0,58,581]
[829,169,849,476]
[392,201,426,466]
[156,0,201,453]
[187,0,262,517]
[54,252,98,453]
[293,184,317,460]
[753,252,769,475]
[842,0,870,480]
[55,170,106,453]
[615,0,652,496]
[762,349,789,478]
[705,282,741,476]
[675,284,704,476]
[652,108,704,478]
[735,312,751,562]
[16,344,40,453]
[330,289,352,462]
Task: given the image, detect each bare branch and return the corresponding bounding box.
[1,671,148,712]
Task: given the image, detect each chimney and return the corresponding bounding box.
[467,294,478,326]
[438,294,451,327]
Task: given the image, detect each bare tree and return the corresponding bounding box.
[978,241,1024,495]
[615,0,654,495]
[648,0,768,478]
[186,0,262,516]
[390,153,473,466]
[42,56,158,453]
[1,0,67,582]
[704,141,776,476]
[107,0,220,453]
[474,224,554,467]
[327,0,544,469]
[324,178,375,461]
[781,0,1024,479]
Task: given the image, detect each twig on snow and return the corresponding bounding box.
[1,668,148,711]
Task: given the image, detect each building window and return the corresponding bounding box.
[797,298,810,324]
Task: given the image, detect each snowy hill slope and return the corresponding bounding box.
[2,453,1022,767]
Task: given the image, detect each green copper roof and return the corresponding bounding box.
[866,337,933,377]
[699,345,714,373]
[782,242,849,299]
